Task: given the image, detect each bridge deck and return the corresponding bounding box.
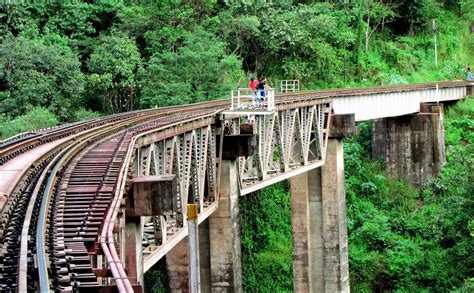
[0,137,69,210]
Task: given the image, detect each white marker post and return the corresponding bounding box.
[187,204,200,292]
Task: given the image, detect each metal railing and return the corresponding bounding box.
[230,88,275,112]
[280,80,300,93]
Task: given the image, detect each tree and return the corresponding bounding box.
[360,0,395,51]
[0,107,59,140]
[0,36,85,120]
[140,28,243,107]
[260,3,355,84]
[87,33,142,113]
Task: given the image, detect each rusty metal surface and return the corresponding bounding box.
[126,175,176,217]
[0,101,226,292]
[328,114,356,138]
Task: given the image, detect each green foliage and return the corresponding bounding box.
[0,36,84,120]
[87,33,142,113]
[0,107,58,139]
[1,0,471,137]
[144,259,168,293]
[72,108,102,122]
[240,183,293,292]
[0,2,472,291]
[140,28,243,107]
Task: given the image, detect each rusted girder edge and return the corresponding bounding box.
[219,98,332,120]
[134,115,218,148]
[274,97,331,112]
[278,80,468,100]
[241,159,325,195]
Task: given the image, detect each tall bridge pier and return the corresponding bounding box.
[164,114,355,293]
[166,132,249,292]
[113,83,470,292]
[291,115,354,292]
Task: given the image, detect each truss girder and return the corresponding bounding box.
[132,121,218,258]
[129,102,331,270]
[235,102,331,188]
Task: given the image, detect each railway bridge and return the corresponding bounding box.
[0,81,471,292]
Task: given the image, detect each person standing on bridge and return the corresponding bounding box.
[248,77,259,108]
[467,64,472,81]
[255,77,272,109]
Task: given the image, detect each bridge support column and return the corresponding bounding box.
[372,103,446,187]
[164,219,212,292]
[291,138,350,293]
[199,219,212,292]
[291,114,354,293]
[166,236,190,291]
[125,216,144,287]
[209,159,243,292]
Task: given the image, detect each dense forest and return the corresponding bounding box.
[1,1,472,138]
[1,1,472,292]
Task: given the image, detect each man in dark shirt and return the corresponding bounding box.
[256,77,272,109]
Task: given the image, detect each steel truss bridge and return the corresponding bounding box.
[0,81,469,292]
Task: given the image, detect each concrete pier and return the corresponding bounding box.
[199,219,211,292]
[125,216,144,286]
[291,138,350,292]
[209,159,243,292]
[166,236,190,291]
[165,219,212,292]
[373,103,446,187]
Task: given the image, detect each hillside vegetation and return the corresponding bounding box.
[0,1,472,292]
[1,1,472,139]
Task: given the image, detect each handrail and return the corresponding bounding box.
[231,88,275,111]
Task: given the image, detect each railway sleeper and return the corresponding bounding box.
[62,196,112,202]
[61,200,111,205]
[60,221,102,227]
[63,232,100,238]
[63,237,96,243]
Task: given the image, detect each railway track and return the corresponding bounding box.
[0,81,468,292]
[0,100,227,292]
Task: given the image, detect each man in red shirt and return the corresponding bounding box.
[248,77,259,108]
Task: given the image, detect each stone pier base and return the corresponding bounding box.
[165,218,212,292]
[125,216,144,286]
[165,160,242,292]
[372,103,446,187]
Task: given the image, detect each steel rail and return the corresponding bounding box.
[18,144,74,292]
[100,109,225,292]
[275,80,468,99]
[33,112,173,292]
[0,98,229,162]
[0,108,154,165]
[98,106,226,291]
[36,128,133,291]
[33,101,228,292]
[36,142,84,292]
[1,80,467,165]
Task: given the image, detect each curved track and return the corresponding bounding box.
[0,101,227,292]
